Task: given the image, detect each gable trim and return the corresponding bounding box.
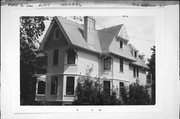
[39,17,73,51]
[39,20,55,51]
[54,17,72,46]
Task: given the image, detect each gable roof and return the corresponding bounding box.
[56,17,102,53]
[98,25,123,53]
[40,16,148,68]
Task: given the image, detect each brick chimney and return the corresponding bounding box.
[84,16,95,45]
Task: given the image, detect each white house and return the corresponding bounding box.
[35,16,151,104]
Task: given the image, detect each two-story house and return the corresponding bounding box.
[35,16,150,104]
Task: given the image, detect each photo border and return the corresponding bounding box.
[9,8,165,113]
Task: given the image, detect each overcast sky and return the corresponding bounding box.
[41,16,155,60]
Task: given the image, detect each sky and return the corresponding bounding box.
[41,16,155,60]
[94,16,155,60]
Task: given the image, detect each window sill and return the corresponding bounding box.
[104,69,112,71]
[36,94,45,96]
[65,64,77,66]
[64,95,75,97]
[51,65,59,67]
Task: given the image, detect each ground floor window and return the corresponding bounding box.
[37,81,46,94]
[119,82,124,97]
[66,77,75,95]
[51,76,58,95]
[103,81,110,95]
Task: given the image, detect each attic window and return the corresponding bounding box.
[54,28,60,40]
[120,40,123,49]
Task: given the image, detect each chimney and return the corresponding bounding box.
[84,16,95,44]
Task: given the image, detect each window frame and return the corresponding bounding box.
[37,81,46,95]
[103,81,111,96]
[66,76,75,95]
[51,76,58,95]
[133,66,139,78]
[53,49,59,65]
[67,49,76,64]
[104,57,112,70]
[120,58,123,72]
[119,82,124,96]
[134,51,137,58]
[54,27,61,40]
[120,40,123,49]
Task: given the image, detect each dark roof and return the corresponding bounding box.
[40,16,148,68]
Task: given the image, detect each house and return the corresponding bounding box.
[35,16,151,104]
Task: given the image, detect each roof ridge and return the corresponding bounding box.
[56,16,84,28]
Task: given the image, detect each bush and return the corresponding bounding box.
[73,68,122,105]
[126,83,151,105]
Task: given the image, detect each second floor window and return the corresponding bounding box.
[120,40,123,49]
[53,49,59,65]
[133,66,139,77]
[120,58,123,72]
[134,51,137,58]
[104,57,111,70]
[67,49,76,64]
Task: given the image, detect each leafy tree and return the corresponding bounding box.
[20,17,49,105]
[73,67,121,105]
[147,46,155,104]
[126,83,151,105]
[138,53,146,62]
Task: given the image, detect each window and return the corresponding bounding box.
[120,58,123,72]
[119,82,124,96]
[133,66,139,77]
[120,40,123,49]
[37,81,46,94]
[103,81,110,95]
[134,51,137,58]
[67,49,76,64]
[51,77,58,95]
[53,49,59,65]
[66,77,75,95]
[104,57,111,70]
[54,28,60,40]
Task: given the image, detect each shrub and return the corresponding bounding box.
[126,83,151,105]
[73,68,122,105]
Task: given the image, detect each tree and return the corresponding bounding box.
[147,46,155,104]
[138,53,146,62]
[20,17,49,105]
[126,83,151,105]
[73,67,122,105]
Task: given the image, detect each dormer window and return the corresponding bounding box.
[54,28,60,40]
[134,51,137,58]
[120,40,123,49]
